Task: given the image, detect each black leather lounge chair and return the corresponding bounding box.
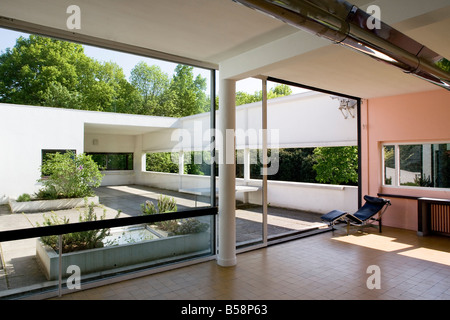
[321,195,391,235]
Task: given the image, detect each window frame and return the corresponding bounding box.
[381,141,450,190]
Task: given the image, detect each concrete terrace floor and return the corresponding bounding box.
[0,184,327,298]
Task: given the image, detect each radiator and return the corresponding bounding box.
[430,204,450,235]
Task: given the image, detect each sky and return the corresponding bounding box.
[0,28,305,95]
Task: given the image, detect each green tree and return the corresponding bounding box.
[130,62,170,115]
[235,84,293,106]
[313,146,358,185]
[169,65,209,117]
[271,148,316,182]
[0,35,83,105]
[0,35,142,113]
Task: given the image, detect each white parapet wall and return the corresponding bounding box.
[137,171,358,214]
[101,171,136,186]
[245,179,358,214]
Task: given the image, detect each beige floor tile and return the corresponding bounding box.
[50,226,450,301]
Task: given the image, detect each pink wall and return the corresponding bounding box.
[361,89,450,231]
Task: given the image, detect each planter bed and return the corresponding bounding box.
[9,196,99,213]
[36,225,211,280]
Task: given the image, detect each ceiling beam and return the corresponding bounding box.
[0,16,218,70]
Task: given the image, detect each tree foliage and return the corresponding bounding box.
[269,148,316,183]
[0,35,143,113]
[235,84,292,106]
[169,64,209,117]
[0,35,209,117]
[313,146,358,185]
[130,61,170,115]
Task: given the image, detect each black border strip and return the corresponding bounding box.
[266,77,361,101]
[0,207,217,242]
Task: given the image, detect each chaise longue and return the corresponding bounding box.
[321,195,391,235]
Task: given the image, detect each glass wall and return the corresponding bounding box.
[0,28,216,299]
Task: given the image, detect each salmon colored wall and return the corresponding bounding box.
[361,89,450,231]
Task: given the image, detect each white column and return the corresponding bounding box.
[217,78,237,267]
[261,78,268,245]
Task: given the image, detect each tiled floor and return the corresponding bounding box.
[53,225,450,300]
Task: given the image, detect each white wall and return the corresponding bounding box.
[245,179,358,214]
[235,91,357,149]
[141,91,357,153]
[0,104,177,203]
[84,133,135,153]
[0,104,85,202]
[138,171,357,214]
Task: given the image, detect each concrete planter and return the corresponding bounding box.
[35,228,210,280]
[9,196,99,213]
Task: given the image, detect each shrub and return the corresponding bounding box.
[140,195,208,235]
[158,195,177,213]
[16,193,32,202]
[141,195,177,216]
[174,218,209,235]
[141,200,157,215]
[38,151,103,199]
[36,199,120,253]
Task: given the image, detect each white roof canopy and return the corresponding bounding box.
[1,0,449,98]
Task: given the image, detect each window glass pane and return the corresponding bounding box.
[236,149,244,178]
[88,153,133,170]
[399,144,423,186]
[90,154,107,170]
[434,143,450,188]
[250,149,263,179]
[383,145,395,185]
[107,154,131,170]
[184,151,210,176]
[146,152,179,173]
[127,153,133,170]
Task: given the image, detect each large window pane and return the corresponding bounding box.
[146,152,179,173]
[0,28,217,299]
[89,153,133,170]
[400,144,424,186]
[434,143,450,188]
[384,143,450,189]
[383,145,395,185]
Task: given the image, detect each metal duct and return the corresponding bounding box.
[233,0,450,90]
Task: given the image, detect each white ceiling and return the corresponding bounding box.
[1,0,449,98]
